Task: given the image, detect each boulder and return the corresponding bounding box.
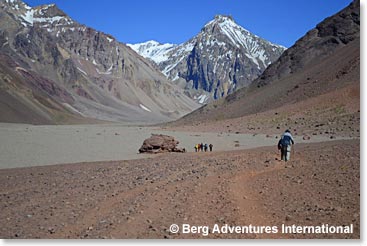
[139,134,185,154]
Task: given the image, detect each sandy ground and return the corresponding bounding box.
[0,123,359,239]
[0,123,353,169]
[0,139,359,239]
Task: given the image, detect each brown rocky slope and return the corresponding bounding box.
[0,0,199,124]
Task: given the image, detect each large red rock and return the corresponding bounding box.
[139,134,185,154]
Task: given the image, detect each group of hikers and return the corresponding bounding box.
[189,129,294,162]
[194,143,213,152]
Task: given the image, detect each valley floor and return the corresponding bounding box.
[0,123,349,169]
[0,139,360,239]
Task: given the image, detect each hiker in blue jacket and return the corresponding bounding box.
[277,129,295,161]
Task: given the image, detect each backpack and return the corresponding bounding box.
[281,135,291,147]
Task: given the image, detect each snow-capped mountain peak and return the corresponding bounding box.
[2,0,73,27]
[201,15,286,68]
[207,15,252,42]
[205,15,246,30]
[127,40,176,64]
[128,15,286,104]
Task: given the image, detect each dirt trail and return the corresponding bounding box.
[229,158,295,239]
[0,139,359,239]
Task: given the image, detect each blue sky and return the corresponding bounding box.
[26,0,353,47]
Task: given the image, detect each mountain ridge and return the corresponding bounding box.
[128,15,286,104]
[171,0,359,130]
[0,0,199,124]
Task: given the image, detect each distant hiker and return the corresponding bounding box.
[204,143,208,152]
[277,129,295,162]
[194,144,198,152]
[197,143,201,152]
[209,144,213,152]
[200,143,204,152]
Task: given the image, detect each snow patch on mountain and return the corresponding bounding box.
[215,15,284,68]
[139,104,151,112]
[197,94,209,104]
[4,0,74,27]
[96,64,113,75]
[77,67,87,76]
[127,41,176,64]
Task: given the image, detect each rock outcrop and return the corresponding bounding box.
[139,134,185,154]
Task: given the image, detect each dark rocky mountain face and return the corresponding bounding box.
[0,0,199,124]
[128,15,286,104]
[174,0,359,124]
[250,0,360,89]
